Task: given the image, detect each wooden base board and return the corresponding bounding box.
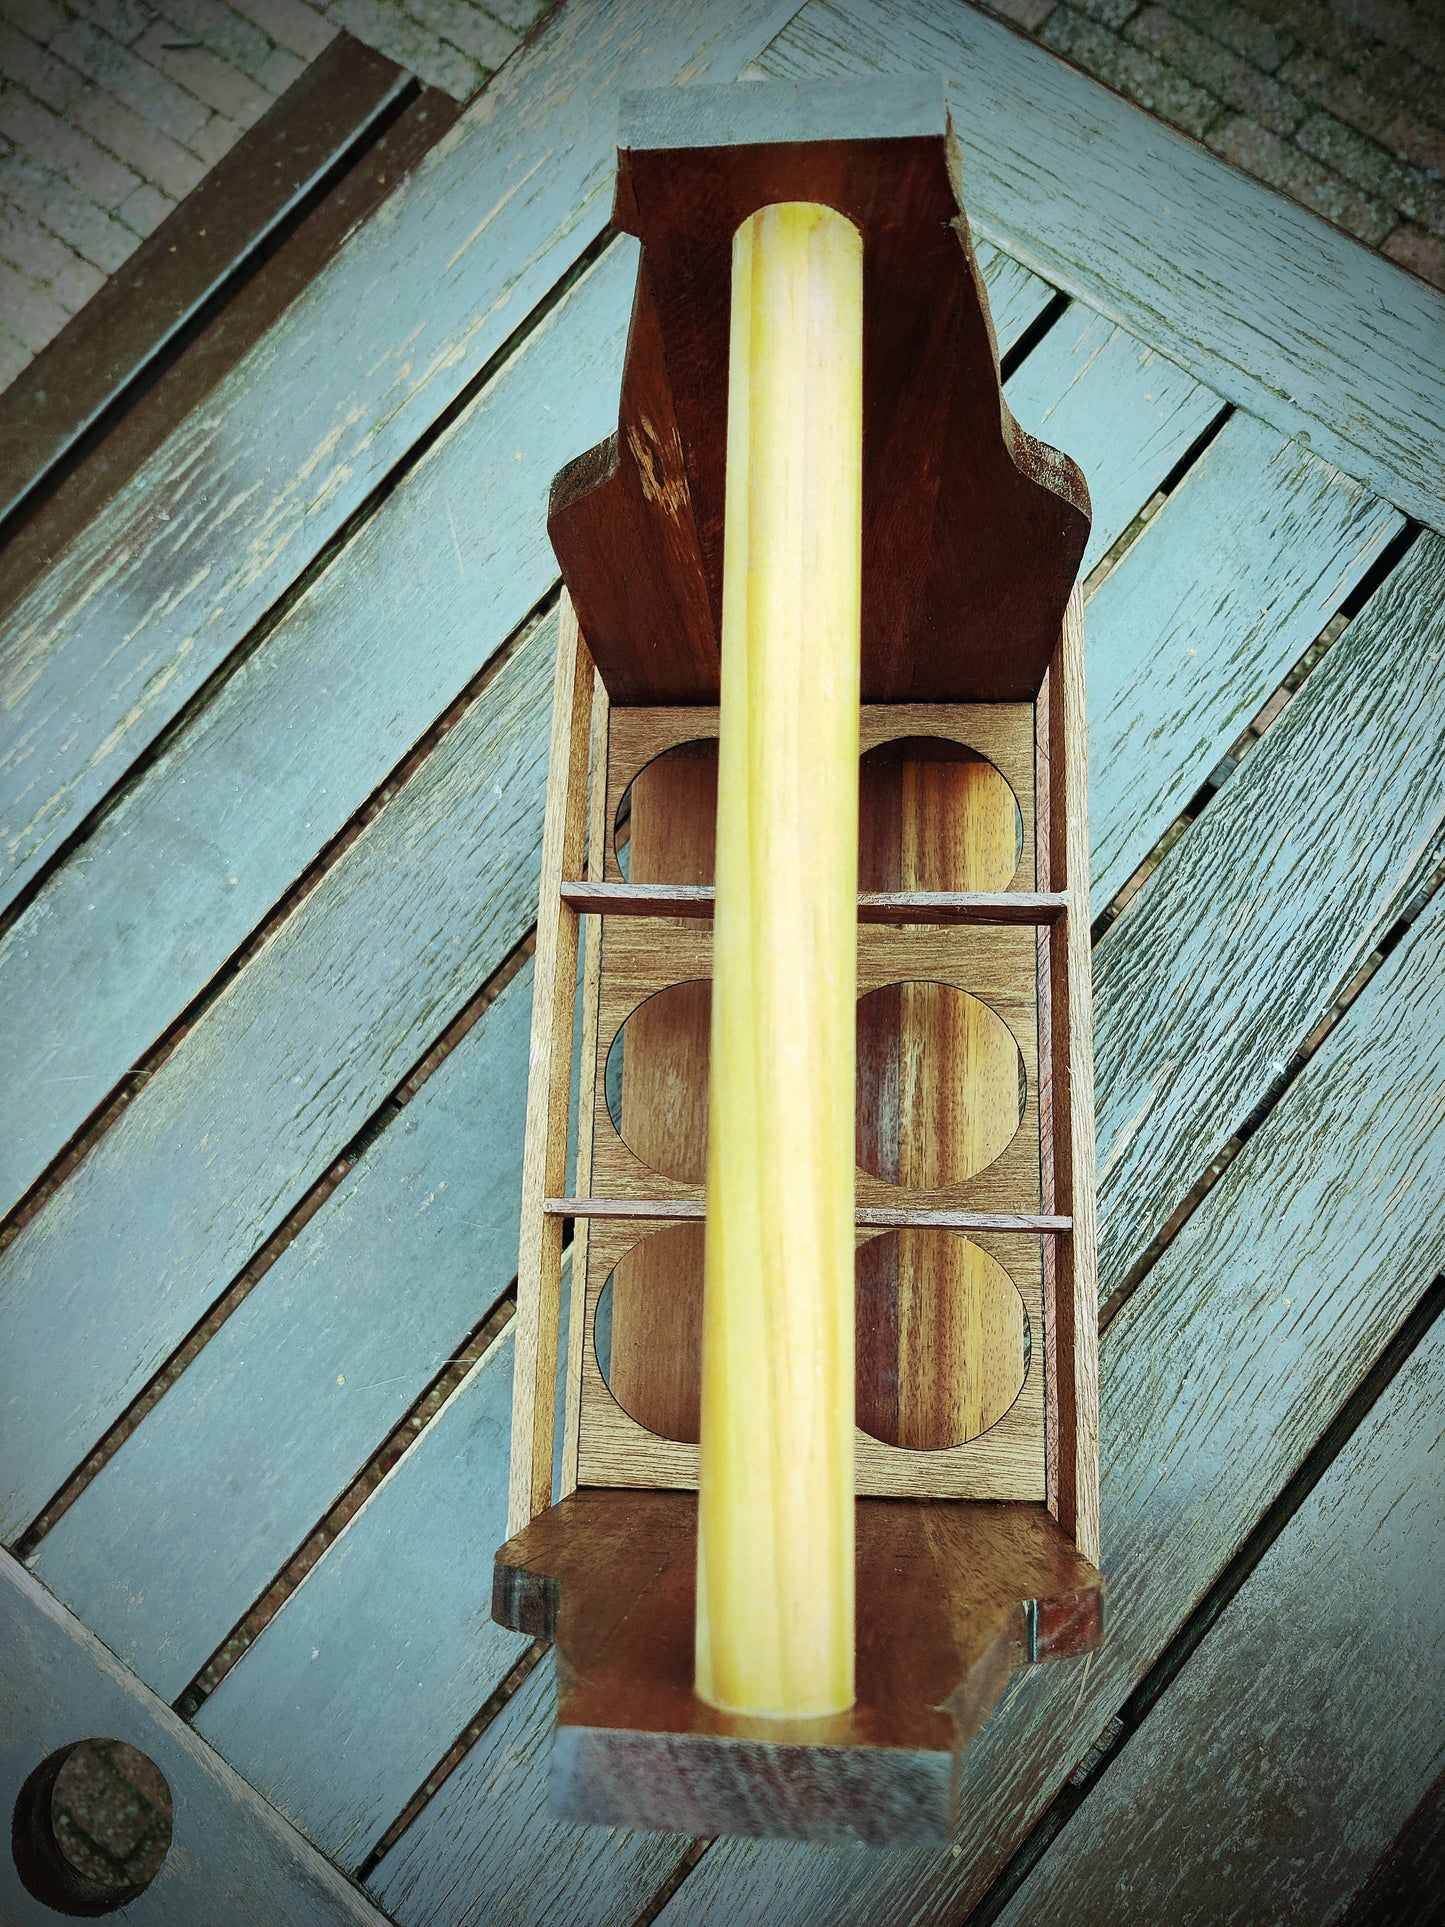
[493,1488,1103,1844]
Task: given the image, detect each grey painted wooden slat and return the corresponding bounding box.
[0,1553,389,1925]
[1095,533,1445,1299]
[369,1657,688,1927]
[649,888,1445,1926]
[975,244,1054,358]
[0,620,553,1544]
[30,961,533,1701]
[0,241,1043,1224]
[1084,411,1402,910]
[996,1316,1445,1927]
[0,0,804,913]
[191,1332,529,1869]
[0,241,633,1221]
[757,0,1445,531]
[1003,308,1220,575]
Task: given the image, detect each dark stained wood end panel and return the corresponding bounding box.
[549,79,1090,705]
[493,1488,1103,1844]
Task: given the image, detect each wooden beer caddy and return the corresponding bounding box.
[496,76,1103,1845]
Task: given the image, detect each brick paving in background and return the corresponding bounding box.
[0,0,1441,394]
[0,0,548,387]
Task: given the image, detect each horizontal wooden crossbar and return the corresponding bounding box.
[545,1197,1072,1233]
[560,881,1067,924]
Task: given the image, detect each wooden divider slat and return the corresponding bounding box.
[995,1314,1445,1926]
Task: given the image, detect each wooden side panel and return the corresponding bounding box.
[996,1315,1445,1925]
[1085,412,1402,908]
[510,602,594,1533]
[0,625,553,1543]
[195,1334,528,1870]
[31,965,532,1701]
[0,1554,389,1925]
[1095,532,1445,1302]
[649,890,1445,1927]
[0,0,804,911]
[758,0,1445,531]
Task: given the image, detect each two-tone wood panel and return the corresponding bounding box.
[570,696,1059,1502]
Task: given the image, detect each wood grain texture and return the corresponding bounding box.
[1095,532,1445,1303]
[510,601,593,1534]
[0,35,412,533]
[490,1489,1101,1842]
[0,0,804,910]
[757,0,1445,529]
[1002,306,1220,575]
[0,238,1038,1226]
[563,882,1068,923]
[0,623,553,1543]
[194,1334,528,1871]
[368,1657,689,1927]
[552,79,1089,704]
[30,964,532,1702]
[0,240,635,1221]
[0,87,459,627]
[0,1553,389,1925]
[996,1314,1445,1926]
[650,887,1445,1927]
[1084,411,1403,910]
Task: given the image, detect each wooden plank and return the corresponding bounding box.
[648,887,1445,1926]
[29,962,533,1701]
[1084,410,1402,909]
[559,882,1067,922]
[1002,306,1220,574]
[0,237,1041,1223]
[0,240,634,1221]
[1095,532,1445,1300]
[995,1314,1445,1926]
[0,620,554,1543]
[0,86,460,625]
[368,1657,688,1927]
[1341,1774,1445,1926]
[191,1333,529,1869]
[0,36,412,536]
[757,0,1445,530]
[0,1553,389,1925]
[0,0,807,913]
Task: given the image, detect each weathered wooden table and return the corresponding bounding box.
[2,1,1442,1920]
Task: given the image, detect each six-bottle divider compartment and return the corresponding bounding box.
[568,700,1052,1504]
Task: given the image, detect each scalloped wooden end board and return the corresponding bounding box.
[493,1489,1102,1843]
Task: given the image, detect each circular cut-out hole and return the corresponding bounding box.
[595,1222,705,1442]
[606,981,711,1183]
[856,981,1024,1188]
[857,1230,1029,1448]
[859,736,1022,893]
[12,1739,173,1916]
[615,740,718,883]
